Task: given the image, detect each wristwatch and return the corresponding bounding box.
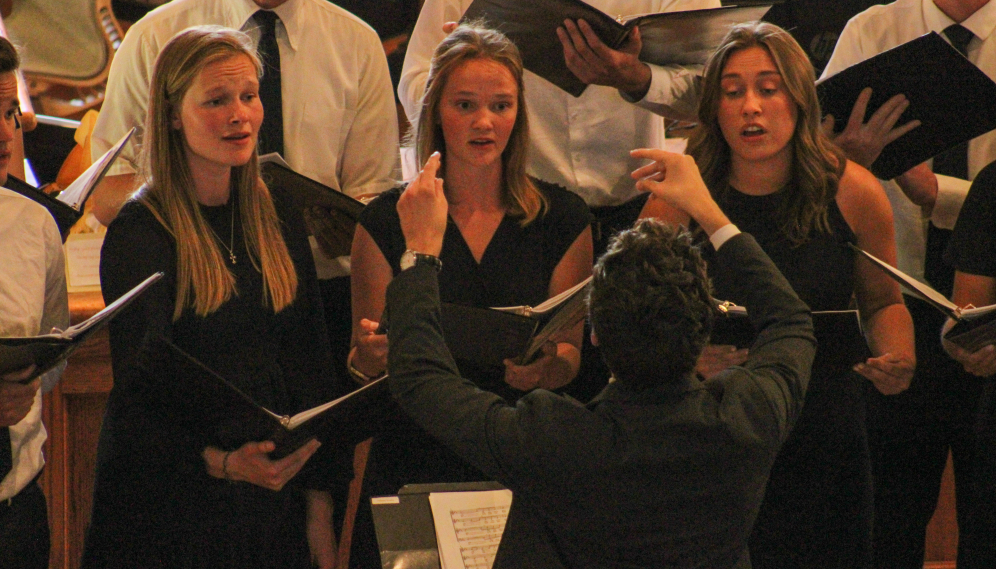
[400,249,443,272]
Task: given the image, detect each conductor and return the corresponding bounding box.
[381,149,817,568]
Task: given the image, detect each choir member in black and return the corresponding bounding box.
[83,26,341,569]
[643,21,915,569]
[942,159,996,567]
[346,23,592,565]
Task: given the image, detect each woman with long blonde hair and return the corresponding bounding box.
[347,23,593,566]
[83,26,340,569]
[639,21,915,569]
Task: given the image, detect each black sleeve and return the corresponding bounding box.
[93,201,208,547]
[358,186,406,274]
[709,233,816,443]
[946,160,996,277]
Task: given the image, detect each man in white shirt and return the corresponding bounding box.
[0,36,70,569]
[821,1,996,566]
[89,0,400,380]
[399,0,718,250]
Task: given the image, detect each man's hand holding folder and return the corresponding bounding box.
[557,19,652,99]
[821,87,921,171]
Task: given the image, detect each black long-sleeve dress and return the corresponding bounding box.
[82,186,344,569]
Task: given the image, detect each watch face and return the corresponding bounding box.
[400,249,416,271]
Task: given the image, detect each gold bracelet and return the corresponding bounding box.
[347,347,385,384]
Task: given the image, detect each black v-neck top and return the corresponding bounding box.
[362,180,591,311]
[358,178,590,489]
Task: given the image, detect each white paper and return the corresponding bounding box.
[64,233,103,291]
[57,127,135,210]
[428,490,512,569]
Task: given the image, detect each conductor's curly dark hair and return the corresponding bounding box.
[589,219,715,390]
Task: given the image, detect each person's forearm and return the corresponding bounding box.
[864,302,915,363]
[92,173,138,226]
[627,63,702,120]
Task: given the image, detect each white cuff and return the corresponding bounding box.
[931,174,971,230]
[709,224,741,251]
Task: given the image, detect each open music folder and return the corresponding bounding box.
[853,245,996,352]
[461,0,774,96]
[4,127,135,240]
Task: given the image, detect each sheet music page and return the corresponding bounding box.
[428,490,513,569]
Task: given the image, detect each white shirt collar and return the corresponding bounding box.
[233,0,301,52]
[924,0,996,41]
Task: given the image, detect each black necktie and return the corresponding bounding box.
[932,24,974,180]
[924,25,975,296]
[254,10,284,156]
[1,427,11,482]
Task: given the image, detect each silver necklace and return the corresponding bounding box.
[211,201,237,265]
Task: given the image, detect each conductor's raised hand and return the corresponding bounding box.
[205,438,322,491]
[630,148,730,235]
[556,19,652,98]
[398,151,447,257]
[821,88,920,170]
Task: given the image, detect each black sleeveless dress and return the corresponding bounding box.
[706,185,873,569]
[345,180,591,567]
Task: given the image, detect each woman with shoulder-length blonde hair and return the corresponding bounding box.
[83,25,341,569]
[346,22,593,566]
[634,20,915,569]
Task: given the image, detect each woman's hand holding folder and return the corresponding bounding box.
[202,438,321,491]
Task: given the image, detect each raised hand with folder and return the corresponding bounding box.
[556,18,652,99]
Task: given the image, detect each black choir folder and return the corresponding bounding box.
[711,303,871,377]
[440,276,591,367]
[0,272,163,383]
[158,337,389,459]
[817,32,996,180]
[258,153,365,259]
[852,246,996,352]
[5,127,135,241]
[461,0,774,96]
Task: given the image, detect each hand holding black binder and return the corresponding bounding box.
[156,336,390,459]
[711,302,871,379]
[439,276,592,368]
[258,153,366,259]
[0,271,162,383]
[817,32,996,180]
[461,0,773,96]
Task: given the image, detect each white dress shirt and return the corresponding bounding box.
[821,0,996,280]
[90,0,400,277]
[0,187,69,502]
[399,0,719,207]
